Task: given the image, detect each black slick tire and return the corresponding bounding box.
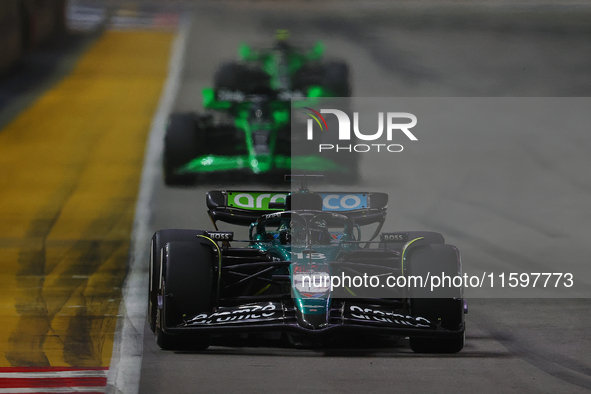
[148,230,206,333]
[407,244,465,353]
[155,240,214,351]
[323,61,351,97]
[163,112,200,186]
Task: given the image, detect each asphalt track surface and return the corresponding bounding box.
[138,2,591,394]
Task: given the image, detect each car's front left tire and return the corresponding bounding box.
[155,240,214,351]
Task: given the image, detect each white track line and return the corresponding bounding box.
[0,389,105,394]
[105,15,190,394]
[0,371,106,379]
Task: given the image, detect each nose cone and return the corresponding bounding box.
[291,262,332,329]
[290,249,338,330]
[295,297,330,329]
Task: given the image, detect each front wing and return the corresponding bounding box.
[160,300,464,338]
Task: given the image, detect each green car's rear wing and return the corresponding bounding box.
[238,41,324,63]
[202,86,327,111]
[206,190,388,227]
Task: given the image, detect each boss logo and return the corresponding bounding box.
[381,233,408,243]
[205,231,234,241]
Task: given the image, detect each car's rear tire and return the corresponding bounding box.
[292,61,351,97]
[156,241,214,350]
[407,244,464,353]
[163,113,202,186]
[213,62,245,91]
[323,61,351,97]
[148,230,206,333]
[292,64,324,92]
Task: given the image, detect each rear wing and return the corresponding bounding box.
[206,190,388,227]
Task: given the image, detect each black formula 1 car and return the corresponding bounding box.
[163,35,356,186]
[148,176,465,353]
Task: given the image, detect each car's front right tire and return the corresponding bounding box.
[407,244,465,353]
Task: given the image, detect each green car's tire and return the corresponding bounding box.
[163,112,201,186]
[156,241,214,351]
[323,61,351,97]
[292,64,325,92]
[291,62,352,97]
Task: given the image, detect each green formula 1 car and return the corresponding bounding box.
[148,176,466,353]
[163,35,356,185]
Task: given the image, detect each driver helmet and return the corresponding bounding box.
[308,220,331,245]
[287,219,331,245]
